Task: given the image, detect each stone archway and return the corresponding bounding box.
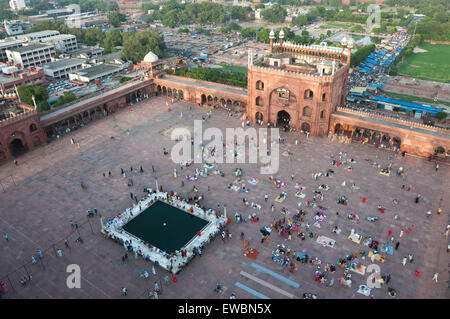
[334,123,344,135]
[277,110,291,128]
[256,112,263,123]
[393,137,401,148]
[9,138,28,157]
[157,85,162,95]
[162,87,167,96]
[301,122,311,133]
[201,94,206,104]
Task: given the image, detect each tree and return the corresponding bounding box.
[108,12,126,27]
[262,4,287,23]
[84,28,105,46]
[255,3,265,9]
[18,86,49,113]
[241,27,257,39]
[256,27,270,43]
[53,92,77,107]
[435,111,448,121]
[229,6,252,21]
[121,30,166,63]
[327,30,332,36]
[292,15,308,27]
[103,29,123,52]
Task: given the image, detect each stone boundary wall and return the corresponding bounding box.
[336,107,450,134]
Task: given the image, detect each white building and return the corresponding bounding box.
[43,58,85,79]
[40,34,77,53]
[0,40,23,62]
[13,30,60,43]
[9,0,27,11]
[3,20,31,36]
[68,63,126,83]
[255,8,263,20]
[6,43,56,68]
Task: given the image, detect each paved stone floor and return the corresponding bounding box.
[0,96,448,299]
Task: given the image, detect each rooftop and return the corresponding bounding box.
[9,43,55,53]
[43,58,85,71]
[73,63,122,78]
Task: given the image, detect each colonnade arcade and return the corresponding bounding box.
[50,88,149,138]
[155,85,184,100]
[200,94,245,112]
[331,122,402,150]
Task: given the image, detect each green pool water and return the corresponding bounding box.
[123,200,209,254]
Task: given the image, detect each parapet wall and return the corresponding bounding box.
[336,107,450,135]
[0,109,37,128]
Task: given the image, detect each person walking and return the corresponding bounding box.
[37,249,43,259]
[395,242,400,250]
[402,257,407,266]
[415,194,421,203]
[386,274,391,284]
[3,234,8,241]
[57,249,63,257]
[152,265,156,276]
[122,287,127,296]
[64,240,70,248]
[31,255,37,264]
[432,273,438,283]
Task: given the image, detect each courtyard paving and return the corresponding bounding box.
[0,96,448,299]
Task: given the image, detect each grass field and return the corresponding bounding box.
[398,43,450,83]
[320,22,352,29]
[219,63,248,75]
[383,91,450,108]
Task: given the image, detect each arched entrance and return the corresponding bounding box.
[334,123,344,135]
[201,94,206,104]
[9,138,28,157]
[255,112,263,123]
[277,110,291,129]
[393,137,401,149]
[301,122,311,133]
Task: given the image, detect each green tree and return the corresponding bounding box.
[256,27,270,43]
[18,86,49,112]
[292,15,308,27]
[103,29,123,52]
[84,28,105,46]
[435,111,448,121]
[107,12,126,27]
[53,92,77,107]
[229,6,252,21]
[241,27,257,39]
[121,30,166,63]
[262,4,287,23]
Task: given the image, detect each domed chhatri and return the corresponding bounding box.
[143,51,159,63]
[269,29,275,39]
